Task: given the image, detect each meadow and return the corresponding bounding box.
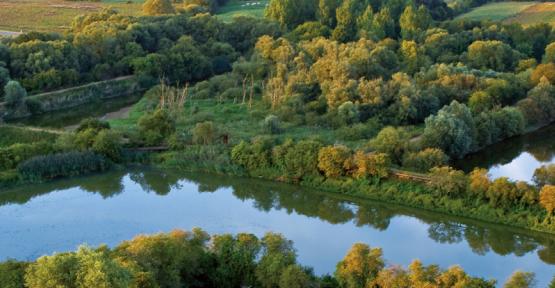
[215,0,268,22]
[457,1,555,26]
[0,0,143,32]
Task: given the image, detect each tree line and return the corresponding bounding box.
[1,229,550,288]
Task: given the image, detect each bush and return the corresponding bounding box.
[76,118,110,133]
[262,115,282,134]
[138,109,176,146]
[0,142,53,170]
[402,148,449,172]
[192,121,218,145]
[533,164,555,187]
[92,130,123,161]
[272,139,322,179]
[18,151,111,181]
[427,166,467,198]
[317,145,351,178]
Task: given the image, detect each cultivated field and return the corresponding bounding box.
[457,1,555,26]
[0,0,143,33]
[216,0,268,22]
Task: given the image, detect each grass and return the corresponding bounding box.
[0,0,143,33]
[456,1,537,22]
[457,1,555,26]
[215,0,268,22]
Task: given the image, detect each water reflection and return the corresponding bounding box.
[2,168,554,267]
[456,125,555,182]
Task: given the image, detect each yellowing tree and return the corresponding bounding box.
[143,0,176,16]
[540,185,555,215]
[335,243,384,288]
[318,145,351,178]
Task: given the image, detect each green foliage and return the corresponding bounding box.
[370,126,408,164]
[143,0,176,15]
[76,118,110,133]
[265,0,316,29]
[533,164,555,186]
[278,265,312,288]
[272,139,322,179]
[399,5,431,40]
[92,130,123,162]
[231,138,274,173]
[192,121,218,145]
[0,260,27,288]
[0,142,53,170]
[4,80,27,109]
[402,148,449,172]
[17,151,111,181]
[262,114,282,134]
[335,243,384,288]
[138,109,176,146]
[467,40,517,72]
[422,101,475,158]
[317,145,351,178]
[428,166,468,198]
[0,126,57,148]
[256,232,297,288]
[503,271,536,288]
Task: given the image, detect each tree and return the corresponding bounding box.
[428,166,467,198]
[350,151,390,179]
[370,126,409,164]
[0,260,27,288]
[399,5,431,40]
[549,274,555,288]
[335,243,384,288]
[25,253,79,288]
[402,148,448,172]
[533,164,555,187]
[531,63,555,85]
[422,101,475,158]
[265,0,316,29]
[318,145,351,178]
[256,232,297,288]
[4,80,27,108]
[467,40,516,72]
[192,121,218,145]
[486,177,519,209]
[543,42,555,63]
[272,139,322,179]
[0,66,9,99]
[143,0,176,16]
[92,130,122,162]
[332,0,363,42]
[262,115,282,134]
[318,0,341,28]
[138,109,176,146]
[210,233,261,288]
[468,168,490,200]
[503,271,535,288]
[279,265,312,288]
[540,185,555,215]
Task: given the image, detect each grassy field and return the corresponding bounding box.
[457,1,555,26]
[215,0,268,22]
[0,0,143,33]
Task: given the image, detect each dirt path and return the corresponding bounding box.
[1,124,66,135]
[0,30,21,37]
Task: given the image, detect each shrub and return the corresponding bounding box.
[18,151,111,181]
[76,118,110,133]
[0,142,53,170]
[540,185,555,215]
[350,151,390,180]
[427,166,467,198]
[272,139,322,179]
[262,115,282,134]
[533,164,555,187]
[370,127,408,163]
[192,121,218,145]
[317,145,351,178]
[0,260,28,288]
[92,130,123,161]
[138,109,176,146]
[231,138,274,172]
[402,148,449,172]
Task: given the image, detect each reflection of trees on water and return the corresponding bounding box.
[2,168,555,265]
[456,124,555,172]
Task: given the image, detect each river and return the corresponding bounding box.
[0,168,553,286]
[456,124,555,183]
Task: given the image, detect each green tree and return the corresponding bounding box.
[332,0,364,42]
[335,243,384,288]
[211,233,261,288]
[318,0,341,27]
[503,271,535,288]
[92,130,122,162]
[533,164,555,187]
[402,148,448,172]
[143,0,176,15]
[467,40,516,72]
[256,232,297,288]
[0,260,27,288]
[422,101,475,158]
[428,166,467,198]
[370,126,409,164]
[138,109,176,146]
[4,80,27,108]
[265,0,316,29]
[25,253,79,288]
[399,5,431,40]
[279,265,312,288]
[192,121,218,145]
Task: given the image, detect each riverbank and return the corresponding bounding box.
[157,148,555,236]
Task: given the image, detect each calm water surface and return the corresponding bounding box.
[456,124,555,182]
[0,169,554,286]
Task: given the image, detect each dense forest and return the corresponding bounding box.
[0,0,555,246]
[0,228,551,288]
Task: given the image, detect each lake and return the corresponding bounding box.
[456,124,555,183]
[0,168,553,286]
